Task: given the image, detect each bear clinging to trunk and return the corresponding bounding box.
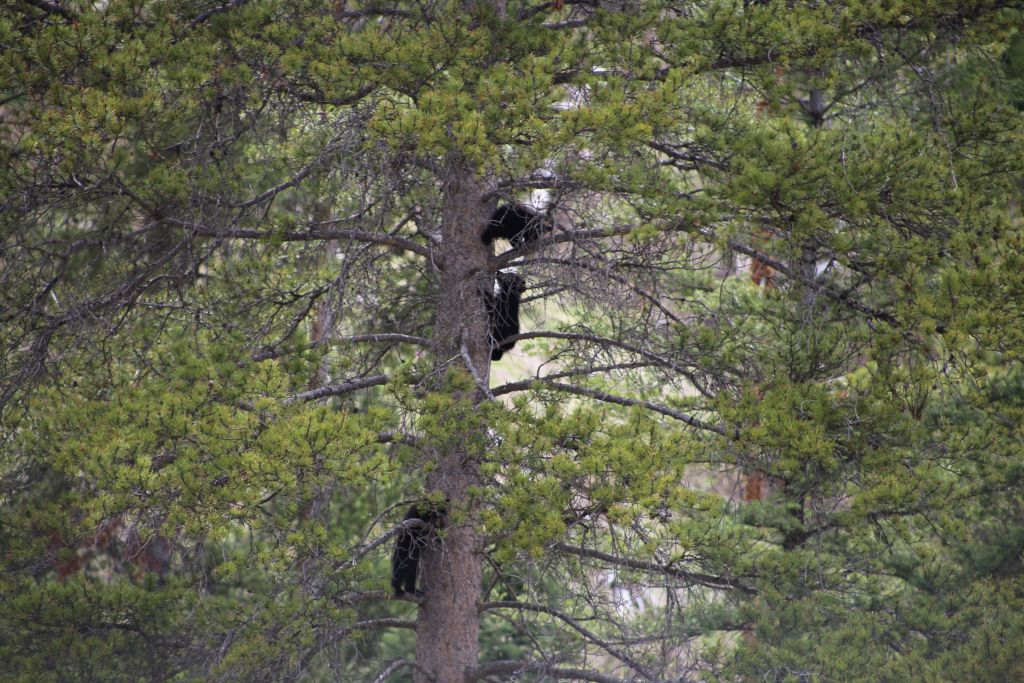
[484,271,526,361]
[481,203,553,248]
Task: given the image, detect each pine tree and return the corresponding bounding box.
[2,1,1022,681]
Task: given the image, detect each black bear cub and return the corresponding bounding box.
[391,503,445,597]
[481,203,553,248]
[485,271,526,361]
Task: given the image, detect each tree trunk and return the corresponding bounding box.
[414,163,493,683]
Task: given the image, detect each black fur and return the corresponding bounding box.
[481,203,553,248]
[485,271,527,361]
[391,504,444,597]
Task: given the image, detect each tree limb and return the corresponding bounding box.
[499,330,686,377]
[335,517,432,574]
[470,660,629,683]
[461,330,495,401]
[290,619,418,683]
[187,224,433,260]
[337,8,413,19]
[523,256,686,326]
[340,617,416,636]
[185,0,249,29]
[494,379,728,437]
[723,238,900,327]
[481,601,656,680]
[371,658,436,683]
[497,217,901,333]
[492,225,635,268]
[252,332,430,363]
[490,361,653,394]
[333,333,432,347]
[553,542,756,594]
[288,375,389,403]
[648,140,728,172]
[20,0,75,21]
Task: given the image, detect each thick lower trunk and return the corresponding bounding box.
[414,166,493,683]
[414,455,484,682]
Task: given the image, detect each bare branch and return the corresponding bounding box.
[186,223,434,260]
[498,212,901,333]
[19,0,75,21]
[276,82,376,107]
[470,660,629,683]
[231,151,331,209]
[337,8,413,19]
[499,218,903,337]
[371,658,436,683]
[723,238,900,327]
[493,330,711,400]
[461,330,495,401]
[523,256,686,326]
[481,601,656,680]
[376,430,418,446]
[288,375,389,403]
[501,330,668,370]
[553,542,756,595]
[335,518,432,574]
[290,618,418,683]
[185,0,249,29]
[491,361,653,395]
[340,617,416,636]
[1,228,190,413]
[543,18,591,29]
[252,333,430,363]
[333,333,432,347]
[514,381,729,437]
[492,225,635,268]
[249,283,334,362]
[517,0,600,21]
[512,217,901,331]
[648,140,728,172]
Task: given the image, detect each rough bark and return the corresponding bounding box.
[414,163,493,683]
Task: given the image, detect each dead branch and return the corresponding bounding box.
[553,542,756,594]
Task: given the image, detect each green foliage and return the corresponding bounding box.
[2,0,1023,681]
